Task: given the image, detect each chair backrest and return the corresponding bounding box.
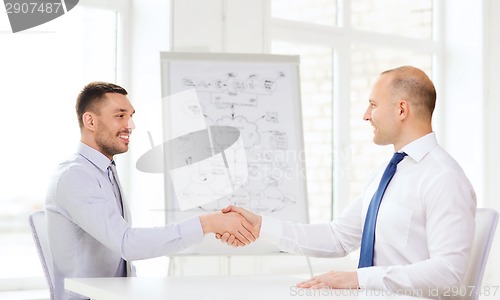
[459,208,499,300]
[28,211,55,300]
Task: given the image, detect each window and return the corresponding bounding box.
[0,4,122,291]
[271,42,334,222]
[351,0,432,39]
[270,0,436,219]
[272,0,337,26]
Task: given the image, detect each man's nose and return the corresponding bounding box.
[128,118,136,130]
[363,109,371,121]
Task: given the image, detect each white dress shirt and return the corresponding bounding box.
[260,132,477,299]
[45,143,204,300]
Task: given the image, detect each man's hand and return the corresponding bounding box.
[296,271,359,289]
[215,205,262,247]
[199,211,258,247]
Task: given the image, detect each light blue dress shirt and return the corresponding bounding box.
[45,143,204,300]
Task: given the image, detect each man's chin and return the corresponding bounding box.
[373,137,389,146]
[114,145,129,155]
[121,145,129,153]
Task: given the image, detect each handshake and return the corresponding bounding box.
[200,205,361,290]
[199,205,262,247]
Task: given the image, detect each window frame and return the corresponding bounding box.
[268,0,443,216]
[0,0,130,292]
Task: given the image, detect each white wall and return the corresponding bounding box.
[484,0,500,209]
[442,0,484,203]
[482,0,500,288]
[442,0,500,289]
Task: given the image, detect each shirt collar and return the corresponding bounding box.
[77,142,112,173]
[400,132,438,163]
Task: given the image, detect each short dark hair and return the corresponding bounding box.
[75,82,128,129]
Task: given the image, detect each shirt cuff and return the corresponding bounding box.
[357,266,387,291]
[260,215,284,243]
[178,216,204,247]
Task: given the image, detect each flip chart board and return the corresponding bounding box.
[159,52,308,254]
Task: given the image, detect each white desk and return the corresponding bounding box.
[65,275,430,300]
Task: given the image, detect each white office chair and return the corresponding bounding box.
[28,211,55,300]
[457,208,499,300]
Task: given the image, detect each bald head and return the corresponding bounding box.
[381,66,436,121]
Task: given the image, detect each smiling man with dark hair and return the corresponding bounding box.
[46,82,259,300]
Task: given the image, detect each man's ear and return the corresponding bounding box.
[398,99,409,120]
[82,112,96,131]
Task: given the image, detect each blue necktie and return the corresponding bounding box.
[358,152,407,268]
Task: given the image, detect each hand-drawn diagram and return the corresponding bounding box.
[136,89,248,211]
[182,71,285,109]
[161,57,307,223]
